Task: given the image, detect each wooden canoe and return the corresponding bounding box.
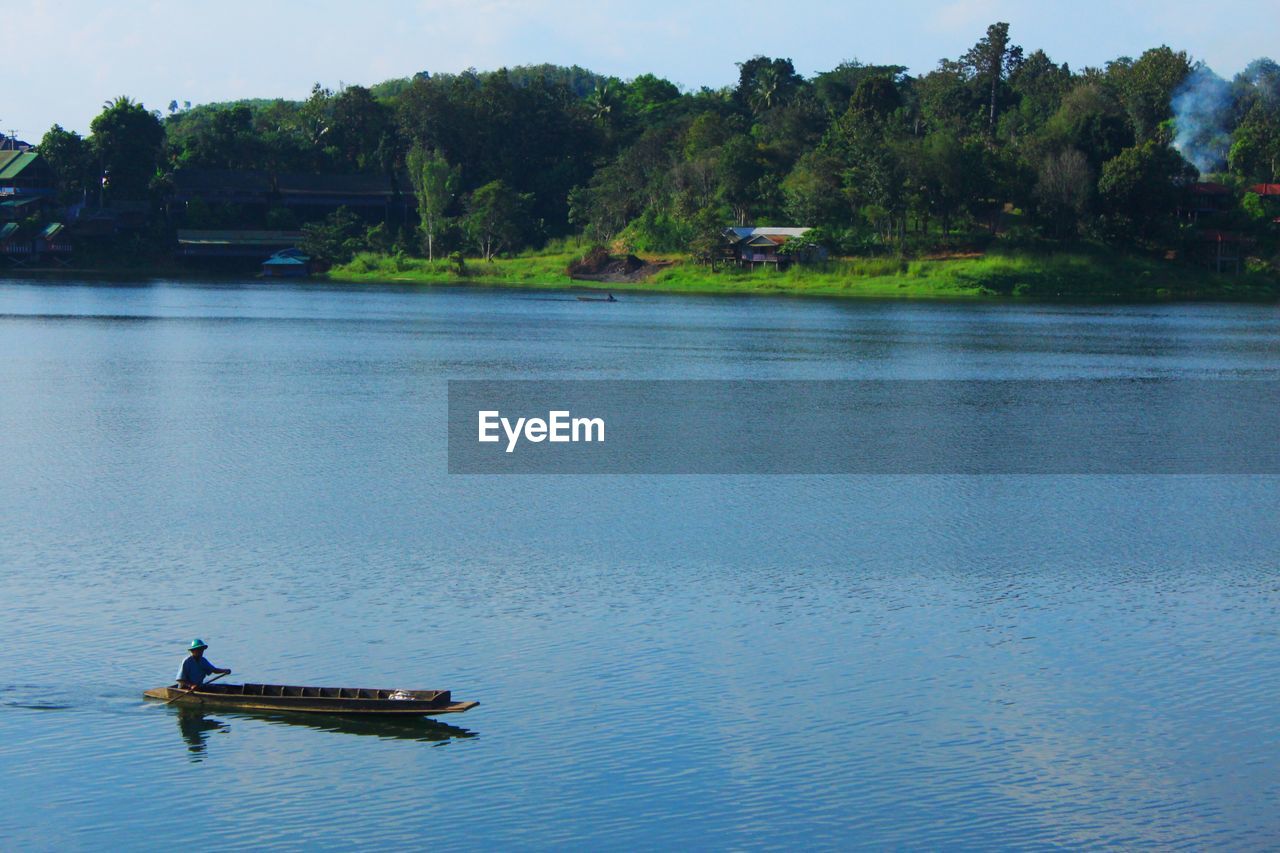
[144,682,478,716]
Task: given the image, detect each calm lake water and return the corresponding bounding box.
[1,278,1277,850]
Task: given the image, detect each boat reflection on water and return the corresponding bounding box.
[174,707,475,759]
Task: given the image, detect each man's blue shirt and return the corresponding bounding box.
[177,655,217,685]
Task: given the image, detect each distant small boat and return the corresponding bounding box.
[576,293,617,302]
[144,682,478,716]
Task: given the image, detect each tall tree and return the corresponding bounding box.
[1036,148,1093,236]
[89,96,165,201]
[916,61,980,135]
[812,61,909,115]
[38,124,91,203]
[1097,140,1195,239]
[299,207,366,266]
[1006,49,1072,139]
[962,22,1024,136]
[1107,47,1192,142]
[716,135,764,225]
[782,149,845,226]
[465,180,530,260]
[406,145,460,261]
[1041,83,1133,169]
[850,76,902,119]
[1230,101,1280,181]
[735,57,804,116]
[917,131,985,236]
[622,74,682,123]
[328,85,394,172]
[826,103,906,237]
[585,79,621,122]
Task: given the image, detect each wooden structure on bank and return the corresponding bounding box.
[0,151,56,223]
[172,168,413,224]
[719,226,826,270]
[177,229,304,260]
[1178,182,1232,224]
[1,221,71,266]
[1196,229,1251,275]
[261,248,311,277]
[144,682,479,716]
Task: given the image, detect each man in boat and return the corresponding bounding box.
[176,638,231,690]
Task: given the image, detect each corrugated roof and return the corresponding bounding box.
[173,169,274,193]
[276,172,397,195]
[173,168,399,197]
[0,152,39,181]
[726,226,812,239]
[176,229,303,247]
[1249,183,1280,197]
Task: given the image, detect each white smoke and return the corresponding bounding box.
[1172,66,1233,174]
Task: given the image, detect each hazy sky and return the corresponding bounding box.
[5,0,1279,140]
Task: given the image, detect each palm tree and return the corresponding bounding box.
[750,67,781,114]
[586,81,617,122]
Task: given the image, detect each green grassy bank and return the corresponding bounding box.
[327,247,1278,302]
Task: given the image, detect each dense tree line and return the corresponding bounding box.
[34,24,1280,264]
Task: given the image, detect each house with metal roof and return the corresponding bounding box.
[172,168,412,225]
[721,226,825,269]
[35,223,72,262]
[1178,181,1233,223]
[0,151,56,221]
[176,229,305,259]
[1,221,72,265]
[0,152,54,193]
[1,221,33,263]
[275,171,407,215]
[261,248,311,277]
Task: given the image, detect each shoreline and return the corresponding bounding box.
[5,250,1276,304]
[323,249,1280,303]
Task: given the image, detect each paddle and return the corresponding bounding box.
[166,671,228,705]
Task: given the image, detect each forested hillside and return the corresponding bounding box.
[31,23,1280,277]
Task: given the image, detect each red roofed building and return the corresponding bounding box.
[1179,182,1232,223]
[1245,183,1280,225]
